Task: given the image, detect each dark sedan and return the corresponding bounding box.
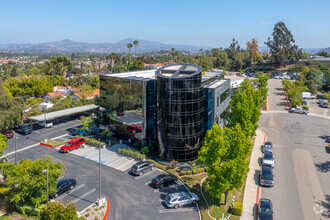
[260,165,274,187]
[258,198,273,220]
[51,178,76,198]
[151,174,178,188]
[262,142,273,153]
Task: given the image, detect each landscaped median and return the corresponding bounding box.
[40,139,67,148]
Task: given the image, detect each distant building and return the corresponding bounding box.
[224,75,245,97]
[145,63,164,70]
[44,91,67,102]
[99,64,231,162]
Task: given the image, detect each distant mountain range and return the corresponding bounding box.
[0,39,211,54]
[0,39,327,54]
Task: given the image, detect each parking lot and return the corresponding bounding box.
[303,99,329,116]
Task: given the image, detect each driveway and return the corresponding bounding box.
[267,79,289,111]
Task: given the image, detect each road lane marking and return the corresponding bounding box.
[72,188,96,204]
[135,169,156,180]
[58,184,85,200]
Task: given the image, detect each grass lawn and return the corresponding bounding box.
[40,139,67,147]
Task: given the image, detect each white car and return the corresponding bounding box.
[165,192,199,208]
[38,121,53,128]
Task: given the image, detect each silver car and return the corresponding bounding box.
[262,151,274,168]
[165,192,199,208]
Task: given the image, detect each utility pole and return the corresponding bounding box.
[44,108,47,135]
[14,131,17,163]
[99,141,102,205]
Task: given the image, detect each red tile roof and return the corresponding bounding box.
[47,91,67,98]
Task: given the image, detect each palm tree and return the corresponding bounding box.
[109,53,117,73]
[127,43,133,69]
[133,40,139,57]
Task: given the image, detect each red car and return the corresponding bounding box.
[1,130,14,138]
[127,125,142,133]
[59,137,85,153]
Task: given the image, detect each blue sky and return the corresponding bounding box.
[1,0,329,48]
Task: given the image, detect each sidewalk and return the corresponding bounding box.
[241,129,265,220]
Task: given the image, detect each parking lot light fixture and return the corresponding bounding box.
[42,169,49,204]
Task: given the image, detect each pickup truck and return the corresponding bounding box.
[289,107,308,115]
[59,137,85,153]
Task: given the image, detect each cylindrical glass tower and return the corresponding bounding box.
[156,64,205,162]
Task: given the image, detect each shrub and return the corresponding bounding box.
[186,170,192,175]
[16,201,39,216]
[118,148,146,161]
[302,105,309,110]
[232,202,243,216]
[41,200,78,220]
[0,186,10,196]
[204,167,209,172]
[75,135,105,147]
[85,213,90,217]
[180,170,186,176]
[140,146,149,155]
[192,169,196,174]
[198,168,205,173]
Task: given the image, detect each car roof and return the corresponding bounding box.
[260,199,272,207]
[155,174,167,179]
[264,151,273,156]
[264,142,272,145]
[57,178,74,186]
[135,161,145,166]
[262,165,272,171]
[169,192,187,198]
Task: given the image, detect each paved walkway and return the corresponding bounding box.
[241,129,265,220]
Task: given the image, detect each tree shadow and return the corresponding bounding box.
[274,92,285,96]
[276,102,288,107]
[254,170,260,185]
[315,161,330,173]
[319,194,330,218]
[275,88,283,91]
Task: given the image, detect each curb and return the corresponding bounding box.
[200,176,216,220]
[103,197,110,220]
[40,143,59,148]
[179,179,202,220]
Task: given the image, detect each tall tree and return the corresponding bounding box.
[265,21,300,66]
[246,38,259,63]
[0,133,8,161]
[109,53,117,73]
[133,40,139,57]
[197,123,251,201]
[127,43,133,69]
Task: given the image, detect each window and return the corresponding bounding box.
[220,89,230,103]
[217,96,219,107]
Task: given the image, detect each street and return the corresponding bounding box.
[258,79,330,219]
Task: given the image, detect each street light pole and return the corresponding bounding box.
[14,131,17,164]
[99,142,101,203]
[42,169,49,204]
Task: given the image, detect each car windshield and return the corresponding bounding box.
[166,195,171,202]
[260,202,272,214]
[132,165,138,170]
[155,174,166,181]
[22,125,28,129]
[65,142,72,146]
[262,168,273,180]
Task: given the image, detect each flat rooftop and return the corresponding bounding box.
[224,75,245,82]
[28,104,98,121]
[100,69,222,82]
[203,79,229,89]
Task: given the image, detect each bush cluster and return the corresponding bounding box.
[180,170,186,176]
[118,148,146,161]
[75,136,105,147]
[232,202,243,216]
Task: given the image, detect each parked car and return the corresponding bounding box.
[302,100,307,106]
[260,165,274,187]
[51,178,77,198]
[127,125,142,133]
[302,92,315,99]
[130,161,154,176]
[289,107,308,115]
[326,136,330,143]
[258,198,273,220]
[1,130,14,138]
[59,137,85,153]
[89,125,100,135]
[262,151,274,168]
[316,94,324,99]
[151,174,178,188]
[262,142,273,153]
[69,127,89,136]
[15,124,32,135]
[37,120,53,128]
[165,192,199,208]
[320,102,328,108]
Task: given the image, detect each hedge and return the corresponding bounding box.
[75,136,105,147]
[186,170,192,175]
[118,148,146,161]
[232,202,243,216]
[198,168,205,173]
[302,105,309,110]
[16,201,44,216]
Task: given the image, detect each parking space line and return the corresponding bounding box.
[72,188,96,204]
[154,189,159,193]
[105,157,123,165]
[78,148,96,156]
[145,181,151,186]
[159,207,197,213]
[135,169,157,180]
[58,184,85,200]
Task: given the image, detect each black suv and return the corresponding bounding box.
[130,161,155,176]
[258,198,273,220]
[151,174,178,188]
[15,124,32,135]
[51,178,77,198]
